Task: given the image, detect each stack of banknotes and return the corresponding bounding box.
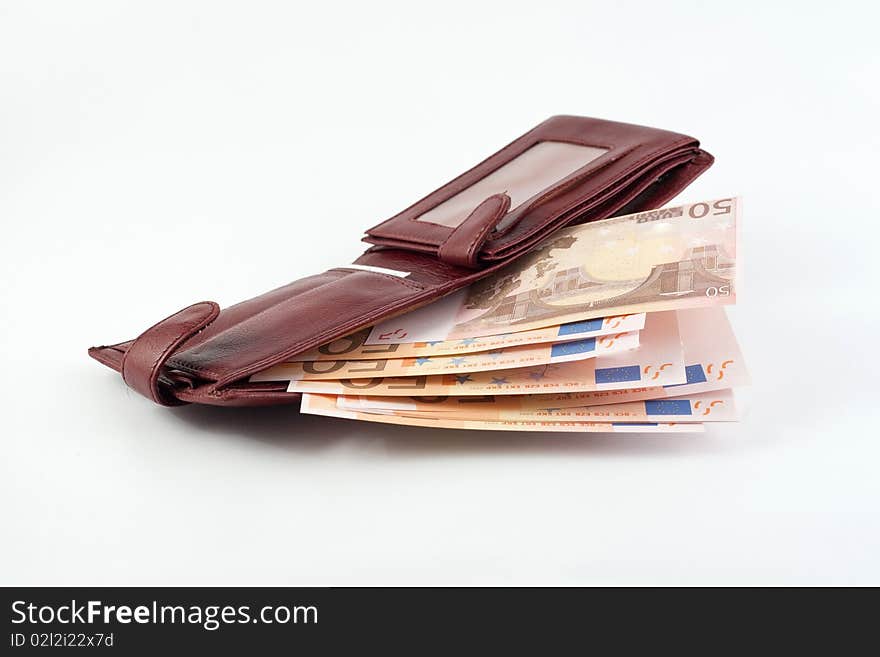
[252,197,747,432]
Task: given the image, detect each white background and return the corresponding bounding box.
[2,1,878,585]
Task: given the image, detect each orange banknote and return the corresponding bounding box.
[300,393,706,433]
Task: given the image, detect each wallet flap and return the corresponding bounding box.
[363,115,704,265]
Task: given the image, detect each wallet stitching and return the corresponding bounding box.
[437,214,473,261]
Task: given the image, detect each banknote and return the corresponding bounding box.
[419,306,749,410]
[252,330,639,381]
[286,310,684,396]
[335,389,737,423]
[284,313,646,362]
[366,197,738,342]
[300,393,706,433]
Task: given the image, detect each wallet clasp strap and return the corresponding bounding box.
[437,193,511,269]
[121,301,220,406]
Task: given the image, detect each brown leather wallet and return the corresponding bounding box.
[89,115,713,407]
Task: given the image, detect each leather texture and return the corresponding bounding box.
[89,115,714,407]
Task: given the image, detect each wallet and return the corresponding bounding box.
[89,115,714,407]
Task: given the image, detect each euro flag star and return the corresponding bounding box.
[450,357,467,366]
[490,377,509,386]
[528,370,546,380]
[455,374,473,384]
[459,338,478,346]
[415,357,432,365]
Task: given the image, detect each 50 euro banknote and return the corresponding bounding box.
[283,311,684,396]
[365,197,739,342]
[424,306,749,411]
[333,389,736,423]
[284,313,646,362]
[300,393,706,433]
[251,330,639,381]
